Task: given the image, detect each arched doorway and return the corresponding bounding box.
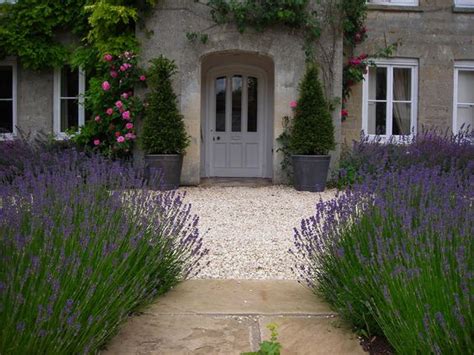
[201,52,274,178]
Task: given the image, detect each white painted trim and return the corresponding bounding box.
[0,58,17,140]
[453,61,474,133]
[368,0,419,7]
[53,66,85,139]
[454,0,474,8]
[204,64,269,178]
[362,58,418,140]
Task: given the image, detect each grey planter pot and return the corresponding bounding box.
[144,154,183,190]
[292,155,331,192]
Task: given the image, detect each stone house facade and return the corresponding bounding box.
[1,0,473,185]
[343,0,474,144]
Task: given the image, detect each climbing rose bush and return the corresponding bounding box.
[291,165,473,353]
[72,51,145,158]
[0,140,208,353]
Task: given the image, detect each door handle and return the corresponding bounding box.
[216,136,220,141]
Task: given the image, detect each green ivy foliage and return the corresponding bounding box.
[289,63,335,155]
[140,56,190,155]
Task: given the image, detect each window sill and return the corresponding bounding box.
[0,133,16,141]
[367,4,423,12]
[452,6,474,13]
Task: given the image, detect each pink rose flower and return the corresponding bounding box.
[104,54,113,62]
[115,100,123,109]
[121,92,129,99]
[117,136,125,143]
[125,132,136,140]
[106,108,114,116]
[102,81,111,91]
[125,122,133,130]
[139,75,146,81]
[122,111,131,120]
[110,70,118,78]
[341,109,349,117]
[349,58,362,66]
[119,65,126,72]
[95,115,101,122]
[290,100,297,109]
[93,139,100,146]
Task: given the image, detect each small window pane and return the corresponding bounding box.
[369,67,387,101]
[456,106,474,132]
[0,100,13,133]
[458,70,474,103]
[61,66,79,98]
[215,77,226,132]
[232,75,242,132]
[61,99,79,132]
[247,77,258,132]
[0,66,13,99]
[367,101,387,135]
[393,68,411,101]
[393,103,411,135]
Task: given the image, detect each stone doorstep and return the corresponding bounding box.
[102,280,365,355]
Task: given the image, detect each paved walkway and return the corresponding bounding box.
[104,280,364,355]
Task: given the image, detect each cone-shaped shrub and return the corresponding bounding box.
[289,63,335,155]
[140,56,190,154]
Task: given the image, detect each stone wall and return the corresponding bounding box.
[343,0,474,145]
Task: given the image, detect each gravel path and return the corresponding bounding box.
[181,185,336,280]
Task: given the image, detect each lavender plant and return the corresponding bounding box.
[335,127,474,187]
[292,165,473,353]
[0,142,207,354]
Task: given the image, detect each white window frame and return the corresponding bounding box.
[453,61,474,134]
[362,58,418,140]
[0,58,17,141]
[367,0,419,7]
[454,0,474,8]
[53,67,85,139]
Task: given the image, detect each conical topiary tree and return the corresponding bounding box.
[140,55,190,154]
[289,63,335,155]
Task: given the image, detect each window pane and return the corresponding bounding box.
[0,66,13,99]
[456,106,474,132]
[232,75,242,132]
[61,99,79,132]
[215,77,226,132]
[247,77,258,132]
[458,70,474,103]
[0,100,13,133]
[369,67,387,100]
[393,103,411,135]
[61,66,79,98]
[367,101,387,135]
[393,68,411,101]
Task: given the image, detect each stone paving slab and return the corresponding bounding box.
[103,280,363,355]
[146,279,334,316]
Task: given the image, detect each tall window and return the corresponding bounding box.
[362,59,418,137]
[367,0,419,6]
[0,60,17,138]
[54,66,85,137]
[454,0,474,8]
[453,62,474,134]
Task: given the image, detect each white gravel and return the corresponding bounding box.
[181,185,336,280]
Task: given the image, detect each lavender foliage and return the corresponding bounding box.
[0,141,207,354]
[335,128,474,187]
[292,165,473,353]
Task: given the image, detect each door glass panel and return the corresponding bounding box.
[61,66,79,97]
[369,67,387,100]
[0,66,13,99]
[367,102,387,135]
[61,99,79,132]
[458,70,474,103]
[0,101,13,133]
[232,75,242,132]
[392,103,411,135]
[393,68,411,101]
[247,77,258,132]
[215,76,226,132]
